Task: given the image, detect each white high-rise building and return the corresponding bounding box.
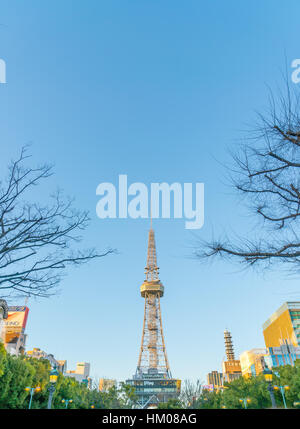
[76,362,90,377]
[65,362,91,385]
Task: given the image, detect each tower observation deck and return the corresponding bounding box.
[126,227,181,408]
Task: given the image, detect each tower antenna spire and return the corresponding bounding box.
[145,223,159,282]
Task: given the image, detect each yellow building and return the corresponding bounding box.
[99,378,116,392]
[222,360,242,383]
[65,362,91,384]
[26,347,66,372]
[240,349,267,378]
[263,302,300,348]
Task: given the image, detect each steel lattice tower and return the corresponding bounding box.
[136,227,171,377]
[126,226,180,408]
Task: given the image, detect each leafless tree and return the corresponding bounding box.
[91,376,100,391]
[180,379,202,408]
[195,83,300,271]
[0,147,113,299]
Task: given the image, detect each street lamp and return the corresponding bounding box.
[62,399,73,409]
[263,368,277,409]
[239,398,251,409]
[47,366,59,409]
[25,386,41,409]
[273,385,289,409]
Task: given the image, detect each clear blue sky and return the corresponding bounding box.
[0,0,299,383]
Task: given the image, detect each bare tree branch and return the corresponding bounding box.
[0,147,113,298]
[195,81,300,270]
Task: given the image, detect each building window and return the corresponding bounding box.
[272,356,277,367]
[278,355,284,366]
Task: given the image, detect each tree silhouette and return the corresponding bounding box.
[196,83,300,271]
[0,147,113,298]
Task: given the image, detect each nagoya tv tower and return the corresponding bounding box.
[127,223,181,409]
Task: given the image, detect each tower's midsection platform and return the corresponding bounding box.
[126,370,181,408]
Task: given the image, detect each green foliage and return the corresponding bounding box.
[270,360,300,408]
[0,350,35,408]
[196,390,222,409]
[0,342,6,377]
[118,382,138,408]
[177,362,300,409]
[220,376,270,409]
[0,347,136,409]
[1,346,300,409]
[23,357,52,409]
[95,383,137,409]
[52,377,137,409]
[158,398,183,409]
[190,362,300,409]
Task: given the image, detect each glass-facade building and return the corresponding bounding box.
[265,342,300,368]
[263,302,300,348]
[262,302,300,370]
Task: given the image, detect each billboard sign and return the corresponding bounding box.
[202,384,214,391]
[3,306,29,345]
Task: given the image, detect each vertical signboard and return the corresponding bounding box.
[3,306,29,346]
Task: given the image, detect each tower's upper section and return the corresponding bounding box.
[145,228,159,282]
[224,329,235,361]
[140,228,164,297]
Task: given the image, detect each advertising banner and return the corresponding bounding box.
[202,384,214,392]
[3,306,29,345]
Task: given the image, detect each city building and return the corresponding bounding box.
[265,341,300,368]
[263,302,300,348]
[99,378,116,392]
[75,362,90,377]
[202,384,214,392]
[207,371,223,389]
[126,226,181,408]
[65,362,91,384]
[240,348,267,378]
[3,306,29,355]
[0,299,8,342]
[26,348,66,373]
[57,360,67,374]
[239,342,300,375]
[222,329,242,383]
